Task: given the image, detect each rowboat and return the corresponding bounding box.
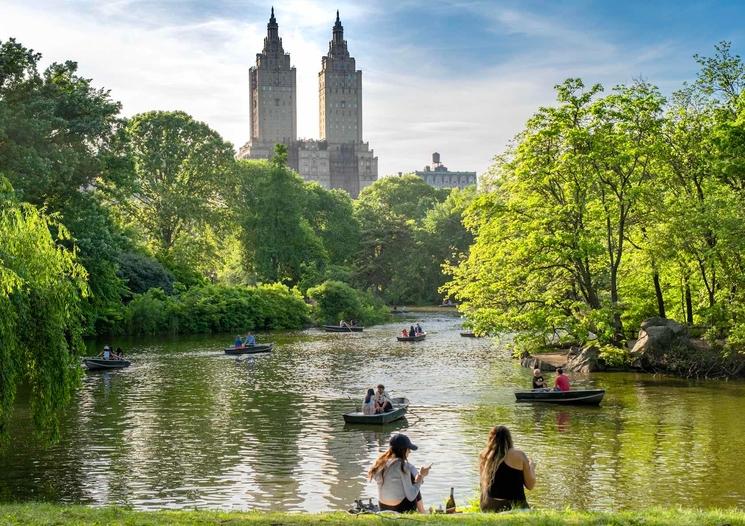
[343,397,409,424]
[515,389,605,406]
[397,333,426,342]
[323,325,364,332]
[460,331,476,337]
[83,358,131,371]
[224,344,273,355]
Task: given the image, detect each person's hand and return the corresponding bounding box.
[419,464,431,477]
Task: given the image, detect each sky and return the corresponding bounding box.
[1,0,744,177]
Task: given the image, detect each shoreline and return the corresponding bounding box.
[1,504,744,525]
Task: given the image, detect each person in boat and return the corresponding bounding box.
[234,335,244,348]
[374,384,394,413]
[416,323,423,334]
[532,369,547,389]
[409,325,416,337]
[401,328,408,337]
[479,425,536,512]
[362,388,376,415]
[102,345,112,360]
[244,332,256,346]
[368,434,431,513]
[553,368,570,392]
[113,347,124,360]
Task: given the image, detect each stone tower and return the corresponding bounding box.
[246,7,296,157]
[319,11,362,143]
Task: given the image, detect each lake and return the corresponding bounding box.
[2,312,744,511]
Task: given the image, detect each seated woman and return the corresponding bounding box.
[362,388,375,415]
[479,425,536,512]
[401,328,408,337]
[234,335,244,348]
[368,434,430,513]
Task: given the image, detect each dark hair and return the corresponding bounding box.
[557,367,564,374]
[365,388,374,403]
[377,384,384,389]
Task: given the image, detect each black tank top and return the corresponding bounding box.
[488,461,527,502]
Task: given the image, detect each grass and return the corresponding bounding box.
[1,504,744,525]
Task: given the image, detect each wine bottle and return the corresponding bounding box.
[445,487,455,513]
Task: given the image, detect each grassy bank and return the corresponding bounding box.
[1,504,744,525]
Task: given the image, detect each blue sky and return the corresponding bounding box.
[1,1,743,177]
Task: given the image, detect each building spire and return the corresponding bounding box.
[267,6,278,40]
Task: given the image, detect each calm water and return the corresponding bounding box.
[2,313,745,511]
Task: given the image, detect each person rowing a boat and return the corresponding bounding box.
[553,368,570,392]
[244,332,256,346]
[369,434,431,513]
[374,384,394,413]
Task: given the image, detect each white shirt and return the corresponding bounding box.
[373,458,421,504]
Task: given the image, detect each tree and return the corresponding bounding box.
[122,110,235,253]
[0,178,88,440]
[236,147,326,285]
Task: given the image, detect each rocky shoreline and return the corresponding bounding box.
[519,317,745,379]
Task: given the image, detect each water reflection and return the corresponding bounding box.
[1,315,745,511]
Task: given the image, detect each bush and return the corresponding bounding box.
[117,251,174,295]
[307,280,389,326]
[119,283,309,336]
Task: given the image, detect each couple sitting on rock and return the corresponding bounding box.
[532,368,570,391]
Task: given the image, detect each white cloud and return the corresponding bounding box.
[0,0,703,179]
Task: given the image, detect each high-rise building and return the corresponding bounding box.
[242,7,297,159]
[319,11,362,143]
[238,9,377,198]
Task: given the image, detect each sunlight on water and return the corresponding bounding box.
[2,312,745,511]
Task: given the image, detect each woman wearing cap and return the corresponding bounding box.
[479,425,536,512]
[368,434,430,513]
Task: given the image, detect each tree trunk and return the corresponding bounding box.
[653,270,666,318]
[684,277,694,325]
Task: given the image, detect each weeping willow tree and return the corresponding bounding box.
[0,178,88,442]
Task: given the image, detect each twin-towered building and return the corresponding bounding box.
[238,8,378,198]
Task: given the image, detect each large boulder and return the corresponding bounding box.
[630,317,689,370]
[566,344,605,373]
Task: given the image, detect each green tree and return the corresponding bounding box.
[122,110,235,254]
[0,179,88,440]
[235,147,326,285]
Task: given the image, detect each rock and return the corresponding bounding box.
[630,317,689,370]
[519,352,567,371]
[566,344,605,373]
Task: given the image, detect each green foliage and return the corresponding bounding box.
[446,42,745,359]
[0,187,88,440]
[307,280,389,326]
[122,110,235,253]
[116,250,174,295]
[120,283,309,336]
[235,151,327,286]
[597,344,631,368]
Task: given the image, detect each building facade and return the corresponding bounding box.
[238,10,377,198]
[414,152,477,189]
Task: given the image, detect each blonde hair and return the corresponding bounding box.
[479,425,513,499]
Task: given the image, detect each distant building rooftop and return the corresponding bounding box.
[413,152,477,190]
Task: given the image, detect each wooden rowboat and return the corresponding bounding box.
[515,389,605,406]
[224,344,273,355]
[343,397,409,424]
[397,333,426,342]
[84,358,131,371]
[323,325,364,332]
[460,331,476,337]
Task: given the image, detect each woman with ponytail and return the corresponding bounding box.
[479,425,536,512]
[368,434,430,513]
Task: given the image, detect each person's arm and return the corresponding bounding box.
[521,451,536,490]
[402,463,422,501]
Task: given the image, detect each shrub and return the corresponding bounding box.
[119,283,309,336]
[307,280,389,326]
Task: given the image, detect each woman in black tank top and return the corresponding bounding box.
[479,425,536,512]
